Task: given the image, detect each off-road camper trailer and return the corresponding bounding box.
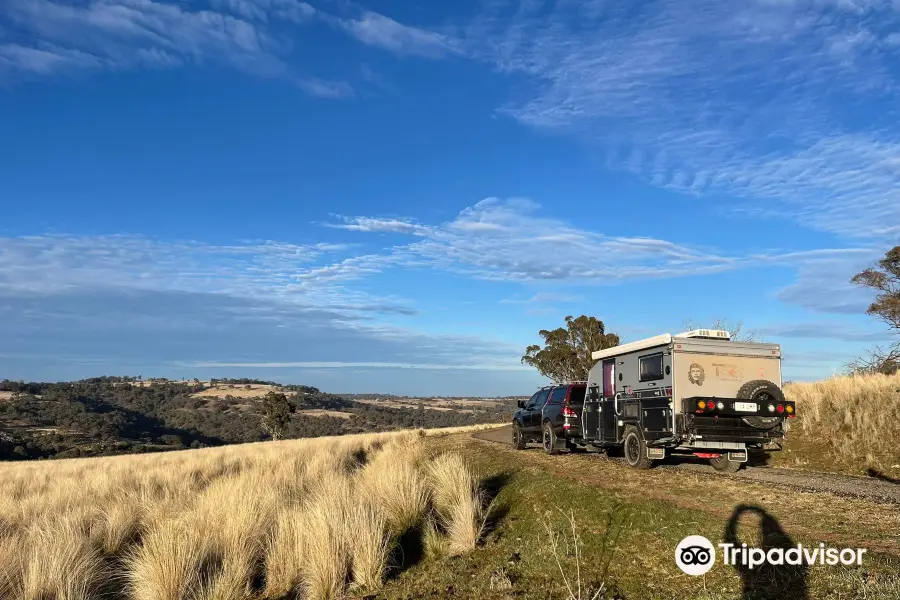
[579,330,794,471]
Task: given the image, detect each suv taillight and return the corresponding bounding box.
[562,405,577,418]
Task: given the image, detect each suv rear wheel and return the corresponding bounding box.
[542,421,560,455]
[512,423,527,450]
[623,426,652,470]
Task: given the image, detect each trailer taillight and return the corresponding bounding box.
[786,405,794,414]
[776,404,784,413]
[698,401,706,409]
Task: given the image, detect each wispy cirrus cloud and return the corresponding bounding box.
[0,234,345,296]
[322,197,874,284]
[467,0,900,239]
[0,233,536,383]
[759,322,893,342]
[0,43,102,72]
[297,76,354,98]
[774,249,883,314]
[500,292,582,304]
[184,359,530,370]
[323,215,432,236]
[3,0,288,75]
[1,0,460,90]
[330,10,461,58]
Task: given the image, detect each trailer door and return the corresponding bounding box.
[601,360,618,443]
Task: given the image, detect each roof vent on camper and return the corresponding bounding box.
[674,329,731,340]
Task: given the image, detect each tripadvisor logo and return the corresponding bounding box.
[675,535,716,576]
[675,535,867,576]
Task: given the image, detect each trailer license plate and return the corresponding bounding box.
[735,402,757,412]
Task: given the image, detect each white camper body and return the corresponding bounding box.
[580,330,793,471]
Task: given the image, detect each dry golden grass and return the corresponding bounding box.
[427,453,489,556]
[190,384,284,400]
[297,409,353,419]
[0,429,490,600]
[784,371,900,475]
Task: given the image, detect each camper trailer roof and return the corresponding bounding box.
[591,334,672,361]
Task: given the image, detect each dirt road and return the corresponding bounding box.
[474,425,900,505]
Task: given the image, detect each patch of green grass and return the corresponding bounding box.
[378,439,900,599]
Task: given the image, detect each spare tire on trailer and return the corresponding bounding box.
[736,380,785,430]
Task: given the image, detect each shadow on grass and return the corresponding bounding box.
[386,470,515,580]
[724,504,808,600]
[481,471,513,541]
[866,468,900,485]
[388,525,427,578]
[596,503,633,590]
[747,450,773,468]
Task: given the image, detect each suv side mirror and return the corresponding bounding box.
[517,400,525,408]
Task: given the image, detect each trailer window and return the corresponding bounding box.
[602,361,615,397]
[639,353,664,382]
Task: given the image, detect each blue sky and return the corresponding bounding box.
[2,0,899,395]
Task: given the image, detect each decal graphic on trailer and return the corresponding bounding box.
[688,363,705,386]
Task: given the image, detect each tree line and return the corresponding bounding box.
[0,379,513,461]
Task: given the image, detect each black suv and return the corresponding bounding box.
[512,382,587,454]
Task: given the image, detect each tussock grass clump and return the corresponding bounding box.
[263,506,308,598]
[22,517,105,600]
[784,371,900,475]
[358,440,430,534]
[0,429,490,600]
[127,518,206,600]
[299,478,354,600]
[0,534,22,599]
[427,453,489,556]
[347,500,391,594]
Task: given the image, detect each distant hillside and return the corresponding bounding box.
[0,377,514,460]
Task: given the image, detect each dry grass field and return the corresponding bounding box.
[0,426,499,600]
[783,371,900,477]
[350,398,508,414]
[190,384,285,400]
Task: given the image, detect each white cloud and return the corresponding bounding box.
[325,198,871,284]
[500,292,582,304]
[466,0,900,239]
[183,360,531,370]
[0,234,358,302]
[2,0,454,88]
[774,248,883,313]
[758,322,893,341]
[271,0,315,23]
[0,234,534,381]
[1,0,350,94]
[334,11,460,58]
[0,43,102,73]
[297,77,354,98]
[4,0,285,74]
[209,0,269,23]
[324,216,432,236]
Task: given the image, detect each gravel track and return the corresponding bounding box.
[473,425,900,505]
